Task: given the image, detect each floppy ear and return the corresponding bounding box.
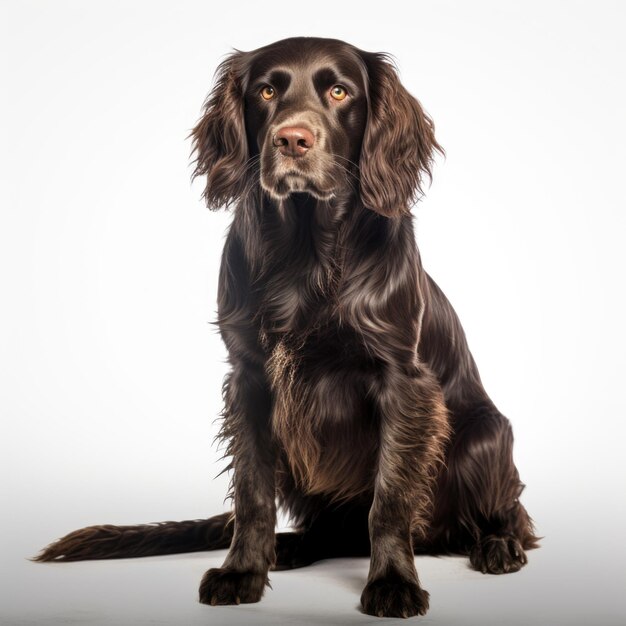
[359,52,443,218]
[190,51,249,210]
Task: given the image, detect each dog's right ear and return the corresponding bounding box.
[190,51,249,210]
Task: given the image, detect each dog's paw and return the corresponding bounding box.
[470,534,528,574]
[360,575,429,618]
[199,567,268,605]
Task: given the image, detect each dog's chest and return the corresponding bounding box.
[262,326,378,500]
[253,214,380,498]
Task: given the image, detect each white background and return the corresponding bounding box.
[1,1,625,624]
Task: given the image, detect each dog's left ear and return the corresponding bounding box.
[358,52,443,218]
[190,50,249,210]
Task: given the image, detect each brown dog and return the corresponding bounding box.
[35,37,538,618]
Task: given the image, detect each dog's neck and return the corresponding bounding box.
[238,188,413,269]
[233,187,419,338]
[284,192,318,212]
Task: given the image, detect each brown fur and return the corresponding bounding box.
[34,37,538,619]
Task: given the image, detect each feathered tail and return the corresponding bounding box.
[33,512,234,562]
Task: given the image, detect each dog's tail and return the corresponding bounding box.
[32,512,234,562]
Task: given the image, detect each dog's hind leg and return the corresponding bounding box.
[428,403,539,574]
[272,502,372,570]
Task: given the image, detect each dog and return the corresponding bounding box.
[35,36,539,618]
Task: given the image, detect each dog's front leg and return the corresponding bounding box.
[361,366,449,618]
[199,364,276,605]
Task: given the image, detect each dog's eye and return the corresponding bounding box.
[260,86,276,100]
[330,85,348,101]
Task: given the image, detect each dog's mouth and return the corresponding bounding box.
[262,169,335,201]
[282,172,330,195]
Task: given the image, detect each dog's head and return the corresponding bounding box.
[191,37,442,217]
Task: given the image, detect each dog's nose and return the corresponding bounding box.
[273,126,315,157]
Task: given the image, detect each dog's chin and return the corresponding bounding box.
[262,173,335,202]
